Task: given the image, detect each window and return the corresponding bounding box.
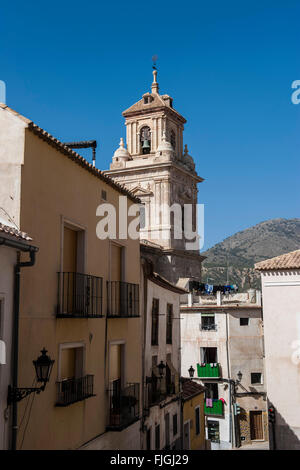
[146,428,151,450]
[173,414,178,436]
[201,314,216,331]
[59,343,84,381]
[170,130,176,149]
[155,424,160,450]
[240,317,249,326]
[140,126,151,154]
[200,347,218,363]
[165,413,170,448]
[195,407,200,435]
[140,204,146,229]
[251,373,262,384]
[151,299,159,345]
[207,420,220,443]
[166,304,173,344]
[205,382,218,400]
[101,189,107,201]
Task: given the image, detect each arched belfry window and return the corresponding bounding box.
[170,130,176,150]
[140,126,151,154]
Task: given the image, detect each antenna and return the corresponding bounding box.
[152,55,158,70]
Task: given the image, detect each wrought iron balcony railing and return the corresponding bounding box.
[145,379,166,408]
[107,281,139,317]
[107,383,140,430]
[57,272,103,318]
[201,324,217,331]
[56,375,94,406]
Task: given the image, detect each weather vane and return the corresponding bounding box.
[152,55,158,70]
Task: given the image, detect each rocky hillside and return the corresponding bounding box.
[202,218,300,290]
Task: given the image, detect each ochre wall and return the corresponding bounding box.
[183,393,205,450]
[17,129,141,449]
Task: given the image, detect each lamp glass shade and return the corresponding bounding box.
[188,366,195,378]
[237,371,243,382]
[33,348,55,383]
[158,360,166,377]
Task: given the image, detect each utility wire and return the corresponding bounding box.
[19,379,37,449]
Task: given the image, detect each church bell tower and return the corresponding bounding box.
[105,70,205,283]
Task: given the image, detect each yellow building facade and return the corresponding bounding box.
[182,379,206,450]
[0,104,142,450]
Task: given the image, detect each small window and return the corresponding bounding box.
[201,314,216,331]
[101,189,107,201]
[195,407,200,435]
[170,130,176,150]
[151,299,159,346]
[155,424,160,450]
[166,304,173,344]
[207,420,220,443]
[240,317,249,326]
[251,373,262,384]
[140,205,146,229]
[173,414,178,436]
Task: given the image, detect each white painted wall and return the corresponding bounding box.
[143,279,182,449]
[261,270,300,449]
[0,244,17,449]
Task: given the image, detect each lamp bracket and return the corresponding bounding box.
[7,384,45,405]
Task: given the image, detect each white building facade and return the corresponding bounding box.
[140,253,185,450]
[180,288,268,449]
[256,250,300,450]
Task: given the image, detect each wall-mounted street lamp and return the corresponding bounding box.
[236,371,243,383]
[8,348,54,404]
[146,360,166,384]
[157,360,166,378]
[188,365,195,378]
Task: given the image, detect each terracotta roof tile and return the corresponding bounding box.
[0,103,140,204]
[182,378,206,401]
[255,249,300,271]
[0,222,32,242]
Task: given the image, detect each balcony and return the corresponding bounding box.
[56,375,95,406]
[107,383,140,430]
[57,272,103,318]
[204,399,224,416]
[197,363,221,378]
[200,324,217,331]
[107,281,139,317]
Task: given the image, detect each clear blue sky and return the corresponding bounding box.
[1,0,299,249]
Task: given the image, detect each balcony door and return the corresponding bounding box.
[62,224,85,315]
[110,244,125,316]
[200,347,218,363]
[63,226,78,273]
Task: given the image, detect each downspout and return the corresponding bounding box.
[10,247,37,450]
[225,311,234,447]
[140,259,148,449]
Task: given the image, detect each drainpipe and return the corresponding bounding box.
[140,259,148,449]
[0,238,39,451]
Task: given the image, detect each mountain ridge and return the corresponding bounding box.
[201,218,300,290]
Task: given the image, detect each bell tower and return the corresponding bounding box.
[105,70,205,284]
